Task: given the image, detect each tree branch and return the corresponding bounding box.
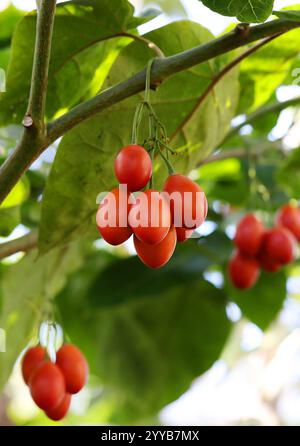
[0,0,56,204]
[0,18,299,206]
[25,0,57,132]
[224,95,300,142]
[47,19,300,143]
[0,230,38,260]
[198,141,282,167]
[118,32,165,58]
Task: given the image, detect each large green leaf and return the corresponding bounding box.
[226,269,287,330]
[201,0,274,22]
[0,242,85,390]
[39,20,239,252]
[89,232,232,307]
[238,29,300,113]
[0,0,149,126]
[0,5,23,43]
[57,256,231,422]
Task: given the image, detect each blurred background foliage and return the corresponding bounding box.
[0,0,300,426]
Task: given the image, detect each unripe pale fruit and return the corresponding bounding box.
[235,214,265,256]
[228,251,260,290]
[56,344,88,394]
[22,345,46,385]
[30,362,65,410]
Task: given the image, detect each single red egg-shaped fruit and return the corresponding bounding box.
[114,145,152,192]
[129,189,171,245]
[134,226,177,269]
[96,187,132,246]
[30,362,65,410]
[21,345,46,385]
[228,251,260,290]
[45,393,71,421]
[163,174,207,230]
[263,227,296,265]
[235,214,265,257]
[176,227,193,243]
[56,344,88,394]
[277,204,300,242]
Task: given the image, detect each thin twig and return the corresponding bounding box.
[197,141,282,167]
[171,34,281,141]
[224,95,300,142]
[118,32,165,59]
[0,230,38,260]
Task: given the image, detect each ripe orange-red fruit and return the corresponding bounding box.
[163,174,207,229]
[96,188,132,245]
[263,227,296,265]
[257,249,281,273]
[56,344,88,394]
[235,214,265,256]
[45,393,71,421]
[21,345,46,385]
[277,204,300,242]
[114,145,152,192]
[228,251,260,290]
[176,227,193,243]
[134,226,177,269]
[30,362,65,410]
[129,189,171,245]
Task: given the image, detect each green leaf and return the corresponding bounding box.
[89,232,232,308]
[238,29,300,113]
[0,177,29,209]
[0,6,23,43]
[226,269,287,330]
[58,263,231,422]
[273,6,300,21]
[201,0,274,22]
[0,0,148,125]
[0,242,86,390]
[277,147,300,198]
[0,206,20,237]
[39,20,239,252]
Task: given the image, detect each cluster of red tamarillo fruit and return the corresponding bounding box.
[21,343,88,421]
[95,61,207,269]
[96,145,207,269]
[229,204,300,290]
